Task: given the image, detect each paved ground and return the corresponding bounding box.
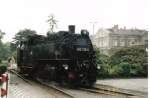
[97,78,148,93]
[8,73,55,98]
[7,72,71,98]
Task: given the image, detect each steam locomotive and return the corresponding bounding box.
[17,25,97,86]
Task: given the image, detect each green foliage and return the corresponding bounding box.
[0,29,17,61]
[110,46,147,65]
[109,46,148,77]
[13,29,37,47]
[0,42,12,60]
[119,62,131,76]
[130,63,143,76]
[95,47,110,78]
[0,30,9,60]
[96,45,148,78]
[0,30,5,41]
[95,47,109,64]
[0,65,7,75]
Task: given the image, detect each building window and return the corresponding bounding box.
[113,40,118,46]
[129,39,136,46]
[120,40,125,46]
[99,38,104,47]
[131,42,135,44]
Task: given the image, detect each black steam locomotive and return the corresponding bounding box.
[17,25,97,86]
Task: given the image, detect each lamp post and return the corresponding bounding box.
[90,21,98,35]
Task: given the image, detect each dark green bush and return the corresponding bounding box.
[109,46,148,77]
[118,62,131,77]
[96,45,148,78]
[95,47,110,78]
[0,65,7,75]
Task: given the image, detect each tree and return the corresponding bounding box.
[47,14,58,34]
[0,30,5,42]
[13,29,37,47]
[0,30,10,61]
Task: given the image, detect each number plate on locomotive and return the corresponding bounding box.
[76,48,89,51]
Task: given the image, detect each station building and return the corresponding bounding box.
[90,25,148,55]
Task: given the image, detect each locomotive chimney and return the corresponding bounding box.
[68,25,75,33]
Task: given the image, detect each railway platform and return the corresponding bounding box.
[7,72,71,98]
[97,78,148,93]
[8,72,55,98]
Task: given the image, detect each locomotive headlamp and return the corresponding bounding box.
[63,64,69,70]
[81,30,89,36]
[65,66,68,70]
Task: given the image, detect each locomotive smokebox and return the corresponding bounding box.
[68,25,75,33]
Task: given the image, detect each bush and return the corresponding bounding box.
[118,62,131,77]
[109,46,148,77]
[97,64,109,78]
[95,47,110,78]
[0,65,7,75]
[96,45,148,78]
[108,62,131,77]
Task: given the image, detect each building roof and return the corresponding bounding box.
[107,28,147,36]
[91,25,148,38]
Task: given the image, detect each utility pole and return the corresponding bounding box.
[90,21,98,35]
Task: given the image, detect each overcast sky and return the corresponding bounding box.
[0,0,149,42]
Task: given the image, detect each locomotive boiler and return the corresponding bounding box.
[17,25,97,86]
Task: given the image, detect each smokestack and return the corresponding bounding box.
[68,25,75,33]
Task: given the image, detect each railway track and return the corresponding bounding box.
[36,79,76,98]
[8,69,147,98]
[95,84,147,98]
[38,82,147,98]
[8,69,75,98]
[78,84,147,98]
[80,87,128,96]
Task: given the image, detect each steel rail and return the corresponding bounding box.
[95,84,147,98]
[36,80,75,98]
[8,69,75,98]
